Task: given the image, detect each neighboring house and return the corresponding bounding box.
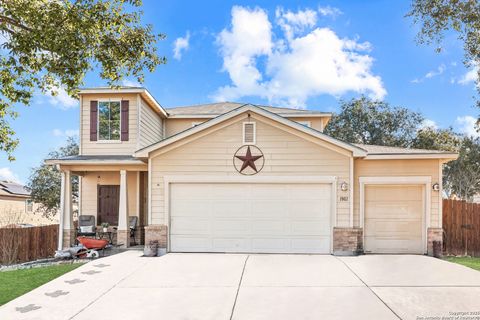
[0,181,56,227]
[47,87,458,255]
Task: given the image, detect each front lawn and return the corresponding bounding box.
[444,256,480,271]
[0,263,82,305]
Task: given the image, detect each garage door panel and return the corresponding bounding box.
[212,201,249,218]
[170,183,332,253]
[171,217,211,234]
[365,185,424,254]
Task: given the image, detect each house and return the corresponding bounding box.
[0,181,55,227]
[47,87,458,255]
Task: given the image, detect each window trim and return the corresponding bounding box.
[25,199,33,213]
[242,122,256,145]
[97,99,122,142]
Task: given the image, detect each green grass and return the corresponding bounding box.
[444,256,480,271]
[0,263,82,306]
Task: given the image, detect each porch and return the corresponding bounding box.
[49,156,148,250]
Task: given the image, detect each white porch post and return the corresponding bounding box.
[58,169,73,250]
[118,170,129,247]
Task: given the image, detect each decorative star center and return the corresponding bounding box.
[235,146,263,173]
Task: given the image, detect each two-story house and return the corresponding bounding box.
[48,87,457,255]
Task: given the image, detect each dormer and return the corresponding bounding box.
[78,87,168,156]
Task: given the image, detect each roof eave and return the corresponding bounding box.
[363,153,459,160]
[78,87,168,118]
[135,104,366,158]
[45,159,146,166]
[167,113,332,119]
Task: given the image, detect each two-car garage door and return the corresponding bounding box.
[169,183,332,253]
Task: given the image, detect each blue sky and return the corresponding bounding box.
[0,0,478,183]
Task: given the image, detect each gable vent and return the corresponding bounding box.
[243,122,256,145]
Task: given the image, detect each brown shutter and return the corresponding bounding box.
[90,100,98,141]
[121,100,129,141]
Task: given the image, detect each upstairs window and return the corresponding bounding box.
[98,101,121,140]
[26,199,33,213]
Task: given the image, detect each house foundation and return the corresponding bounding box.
[333,227,363,256]
[145,225,168,248]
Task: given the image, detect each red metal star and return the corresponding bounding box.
[235,146,263,173]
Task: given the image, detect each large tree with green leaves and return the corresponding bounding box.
[324,96,424,147]
[407,0,480,109]
[412,126,462,152]
[27,137,79,217]
[0,0,165,160]
[443,136,480,200]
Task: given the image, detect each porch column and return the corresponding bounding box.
[117,170,129,247]
[58,169,74,250]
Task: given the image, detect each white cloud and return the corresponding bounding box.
[52,129,78,137]
[318,5,343,18]
[276,8,317,40]
[425,63,446,78]
[420,119,438,129]
[46,86,78,110]
[121,79,141,87]
[411,64,446,83]
[458,67,477,85]
[173,31,190,60]
[213,6,385,108]
[0,167,20,182]
[456,116,480,137]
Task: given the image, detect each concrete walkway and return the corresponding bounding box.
[1,252,480,320]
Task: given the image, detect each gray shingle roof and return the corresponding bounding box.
[0,181,30,196]
[354,144,455,155]
[166,102,331,116]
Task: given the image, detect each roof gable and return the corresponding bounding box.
[135,104,366,158]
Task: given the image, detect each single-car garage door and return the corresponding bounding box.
[364,185,424,254]
[169,183,332,253]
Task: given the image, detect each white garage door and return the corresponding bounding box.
[364,185,424,254]
[170,183,332,253]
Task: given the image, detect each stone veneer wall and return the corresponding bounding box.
[145,225,168,248]
[427,227,443,256]
[333,227,363,256]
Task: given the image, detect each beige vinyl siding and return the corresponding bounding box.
[151,113,351,227]
[165,118,207,137]
[286,117,326,132]
[354,159,441,228]
[80,93,138,155]
[139,97,163,149]
[80,171,138,224]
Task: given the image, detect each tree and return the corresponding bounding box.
[27,137,79,217]
[324,96,424,147]
[407,0,480,109]
[412,127,462,152]
[443,136,480,200]
[0,0,166,160]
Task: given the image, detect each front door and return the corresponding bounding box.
[98,185,120,226]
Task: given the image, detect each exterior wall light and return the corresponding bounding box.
[432,183,440,191]
[340,181,349,192]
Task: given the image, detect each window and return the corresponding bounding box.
[26,199,33,213]
[98,101,121,140]
[243,122,256,145]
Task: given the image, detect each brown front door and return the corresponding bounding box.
[97,185,120,226]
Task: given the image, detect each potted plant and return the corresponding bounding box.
[101,222,109,232]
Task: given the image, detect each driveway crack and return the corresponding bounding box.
[229,255,250,320]
[335,256,403,320]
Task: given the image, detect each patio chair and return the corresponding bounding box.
[77,215,96,239]
[129,216,138,246]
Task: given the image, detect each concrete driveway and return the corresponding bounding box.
[1,252,480,320]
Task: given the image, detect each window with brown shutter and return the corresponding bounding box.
[121,100,129,141]
[243,122,256,145]
[90,100,98,141]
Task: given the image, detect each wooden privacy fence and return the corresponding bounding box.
[443,199,480,257]
[0,224,58,265]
